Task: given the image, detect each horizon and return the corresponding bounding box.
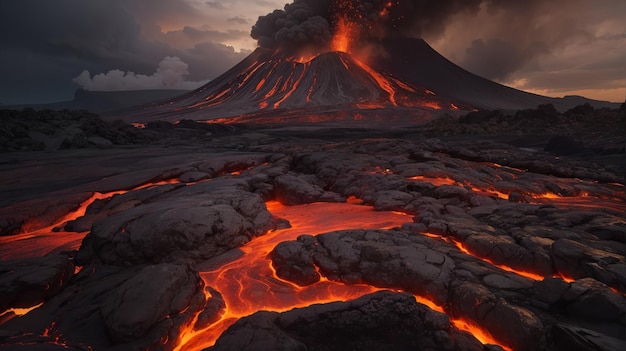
[1,0,625,105]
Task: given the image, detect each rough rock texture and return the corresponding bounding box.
[270,228,625,351]
[77,179,275,266]
[1,116,625,350]
[2,263,211,351]
[0,253,74,314]
[100,264,203,343]
[208,291,485,351]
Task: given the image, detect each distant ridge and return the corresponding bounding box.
[108,37,619,124]
[371,38,619,111]
[4,89,189,114]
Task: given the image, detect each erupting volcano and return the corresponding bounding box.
[114,0,613,125]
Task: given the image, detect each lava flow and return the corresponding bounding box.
[176,200,511,351]
[0,179,181,261]
[177,200,411,350]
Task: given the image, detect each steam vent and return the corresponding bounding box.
[1,1,625,351]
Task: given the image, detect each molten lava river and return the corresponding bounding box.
[177,199,411,350]
[176,199,509,351]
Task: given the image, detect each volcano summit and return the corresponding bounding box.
[114,37,615,125]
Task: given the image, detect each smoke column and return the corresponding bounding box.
[251,0,487,50]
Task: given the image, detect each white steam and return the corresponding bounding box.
[73,56,207,91]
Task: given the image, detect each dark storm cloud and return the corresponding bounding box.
[251,0,332,49]
[251,0,488,48]
[462,38,549,81]
[251,0,624,100]
[0,0,248,104]
[453,0,609,81]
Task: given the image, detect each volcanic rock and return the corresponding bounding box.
[101,263,204,343]
[77,179,275,266]
[544,136,585,155]
[552,324,626,351]
[208,291,485,351]
[0,253,74,315]
[274,173,344,205]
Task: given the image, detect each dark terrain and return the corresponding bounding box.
[0,104,625,351]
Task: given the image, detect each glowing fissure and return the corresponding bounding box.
[175,201,512,351]
[352,59,398,106]
[273,65,308,108]
[238,62,265,88]
[0,178,194,261]
[0,303,44,322]
[408,174,626,212]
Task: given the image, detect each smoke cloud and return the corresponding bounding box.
[251,0,486,49]
[73,57,207,91]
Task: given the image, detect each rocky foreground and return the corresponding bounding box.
[0,106,625,350]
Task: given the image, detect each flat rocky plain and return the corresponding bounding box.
[0,105,625,351]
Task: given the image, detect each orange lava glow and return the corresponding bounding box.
[0,303,44,323]
[450,236,558,282]
[330,18,354,53]
[408,175,458,187]
[410,293,512,351]
[0,179,181,261]
[452,319,513,351]
[177,201,412,350]
[352,59,398,106]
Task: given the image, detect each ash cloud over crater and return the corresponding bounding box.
[251,0,490,49]
[249,0,626,103]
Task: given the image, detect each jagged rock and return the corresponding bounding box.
[552,238,626,289]
[207,291,484,351]
[0,253,74,314]
[274,173,343,205]
[77,180,274,265]
[450,282,544,351]
[1,264,210,351]
[370,190,414,211]
[194,287,226,330]
[179,171,211,183]
[552,324,626,351]
[101,264,203,343]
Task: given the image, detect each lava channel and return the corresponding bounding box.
[176,200,510,351]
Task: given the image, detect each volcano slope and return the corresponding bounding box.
[112,47,473,125]
[0,105,625,351]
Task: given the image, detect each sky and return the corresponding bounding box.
[0,0,624,105]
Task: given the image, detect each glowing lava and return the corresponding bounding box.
[330,18,355,53]
[177,201,411,350]
[176,201,512,351]
[0,179,181,261]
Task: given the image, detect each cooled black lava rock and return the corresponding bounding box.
[207,291,485,351]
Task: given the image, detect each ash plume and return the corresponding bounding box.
[251,0,486,49]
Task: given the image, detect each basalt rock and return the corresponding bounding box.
[207,291,485,351]
[1,263,212,351]
[0,253,74,315]
[77,180,275,266]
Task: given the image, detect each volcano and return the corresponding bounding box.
[114,44,472,124]
[111,38,616,125]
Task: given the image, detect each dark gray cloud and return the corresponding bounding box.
[0,0,623,104]
[249,0,624,101]
[439,0,625,101]
[0,0,249,104]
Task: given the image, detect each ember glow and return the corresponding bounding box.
[330,18,354,53]
[0,179,181,261]
[177,201,411,349]
[175,200,518,351]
